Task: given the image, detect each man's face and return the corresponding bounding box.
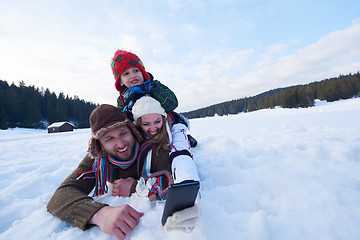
[99,125,136,160]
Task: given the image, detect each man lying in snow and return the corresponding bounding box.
[47,104,200,240]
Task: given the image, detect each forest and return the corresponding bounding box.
[1,72,359,129]
[0,80,97,129]
[182,72,360,119]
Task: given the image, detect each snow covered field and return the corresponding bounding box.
[1,98,360,240]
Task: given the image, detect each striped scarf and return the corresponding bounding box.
[90,141,157,197]
[92,141,140,196]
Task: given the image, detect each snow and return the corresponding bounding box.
[1,98,360,240]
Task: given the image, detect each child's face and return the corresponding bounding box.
[120,67,145,88]
[140,113,163,138]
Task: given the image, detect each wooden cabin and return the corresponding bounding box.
[47,121,74,133]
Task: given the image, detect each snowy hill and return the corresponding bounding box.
[1,98,360,240]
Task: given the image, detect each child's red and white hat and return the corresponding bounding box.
[111,50,150,92]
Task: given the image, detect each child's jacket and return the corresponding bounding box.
[117,72,178,111]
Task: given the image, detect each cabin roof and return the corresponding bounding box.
[47,121,75,129]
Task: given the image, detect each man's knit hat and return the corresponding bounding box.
[111,50,150,93]
[88,104,143,158]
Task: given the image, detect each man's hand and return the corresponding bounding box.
[90,205,144,240]
[112,177,135,197]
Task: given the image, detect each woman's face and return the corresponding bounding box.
[140,113,163,138]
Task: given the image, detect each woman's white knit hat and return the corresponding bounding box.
[132,96,172,144]
[132,96,167,123]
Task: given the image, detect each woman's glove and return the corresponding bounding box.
[135,171,173,202]
[147,173,172,202]
[162,199,201,232]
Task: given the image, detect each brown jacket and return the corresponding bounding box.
[47,146,171,230]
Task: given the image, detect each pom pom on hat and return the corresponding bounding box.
[111,50,150,92]
[132,96,167,123]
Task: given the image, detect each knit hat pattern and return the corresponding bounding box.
[111,50,150,92]
[88,104,143,158]
[132,96,167,123]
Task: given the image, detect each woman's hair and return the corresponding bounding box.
[136,115,171,155]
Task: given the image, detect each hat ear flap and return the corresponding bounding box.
[88,137,108,159]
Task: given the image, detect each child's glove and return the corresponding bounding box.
[123,80,152,107]
[162,199,201,232]
[171,112,190,128]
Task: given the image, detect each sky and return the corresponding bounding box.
[1,98,360,239]
[0,0,360,112]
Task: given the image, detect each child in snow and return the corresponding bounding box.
[110,49,199,188]
[110,49,198,148]
[111,49,178,112]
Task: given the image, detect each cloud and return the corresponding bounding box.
[1,1,359,113]
[177,22,360,112]
[115,33,143,53]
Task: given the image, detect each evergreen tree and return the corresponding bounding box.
[25,101,42,128]
[0,80,97,129]
[182,72,360,119]
[0,107,9,129]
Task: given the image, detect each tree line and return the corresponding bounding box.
[1,71,359,129]
[182,72,360,119]
[0,80,98,130]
